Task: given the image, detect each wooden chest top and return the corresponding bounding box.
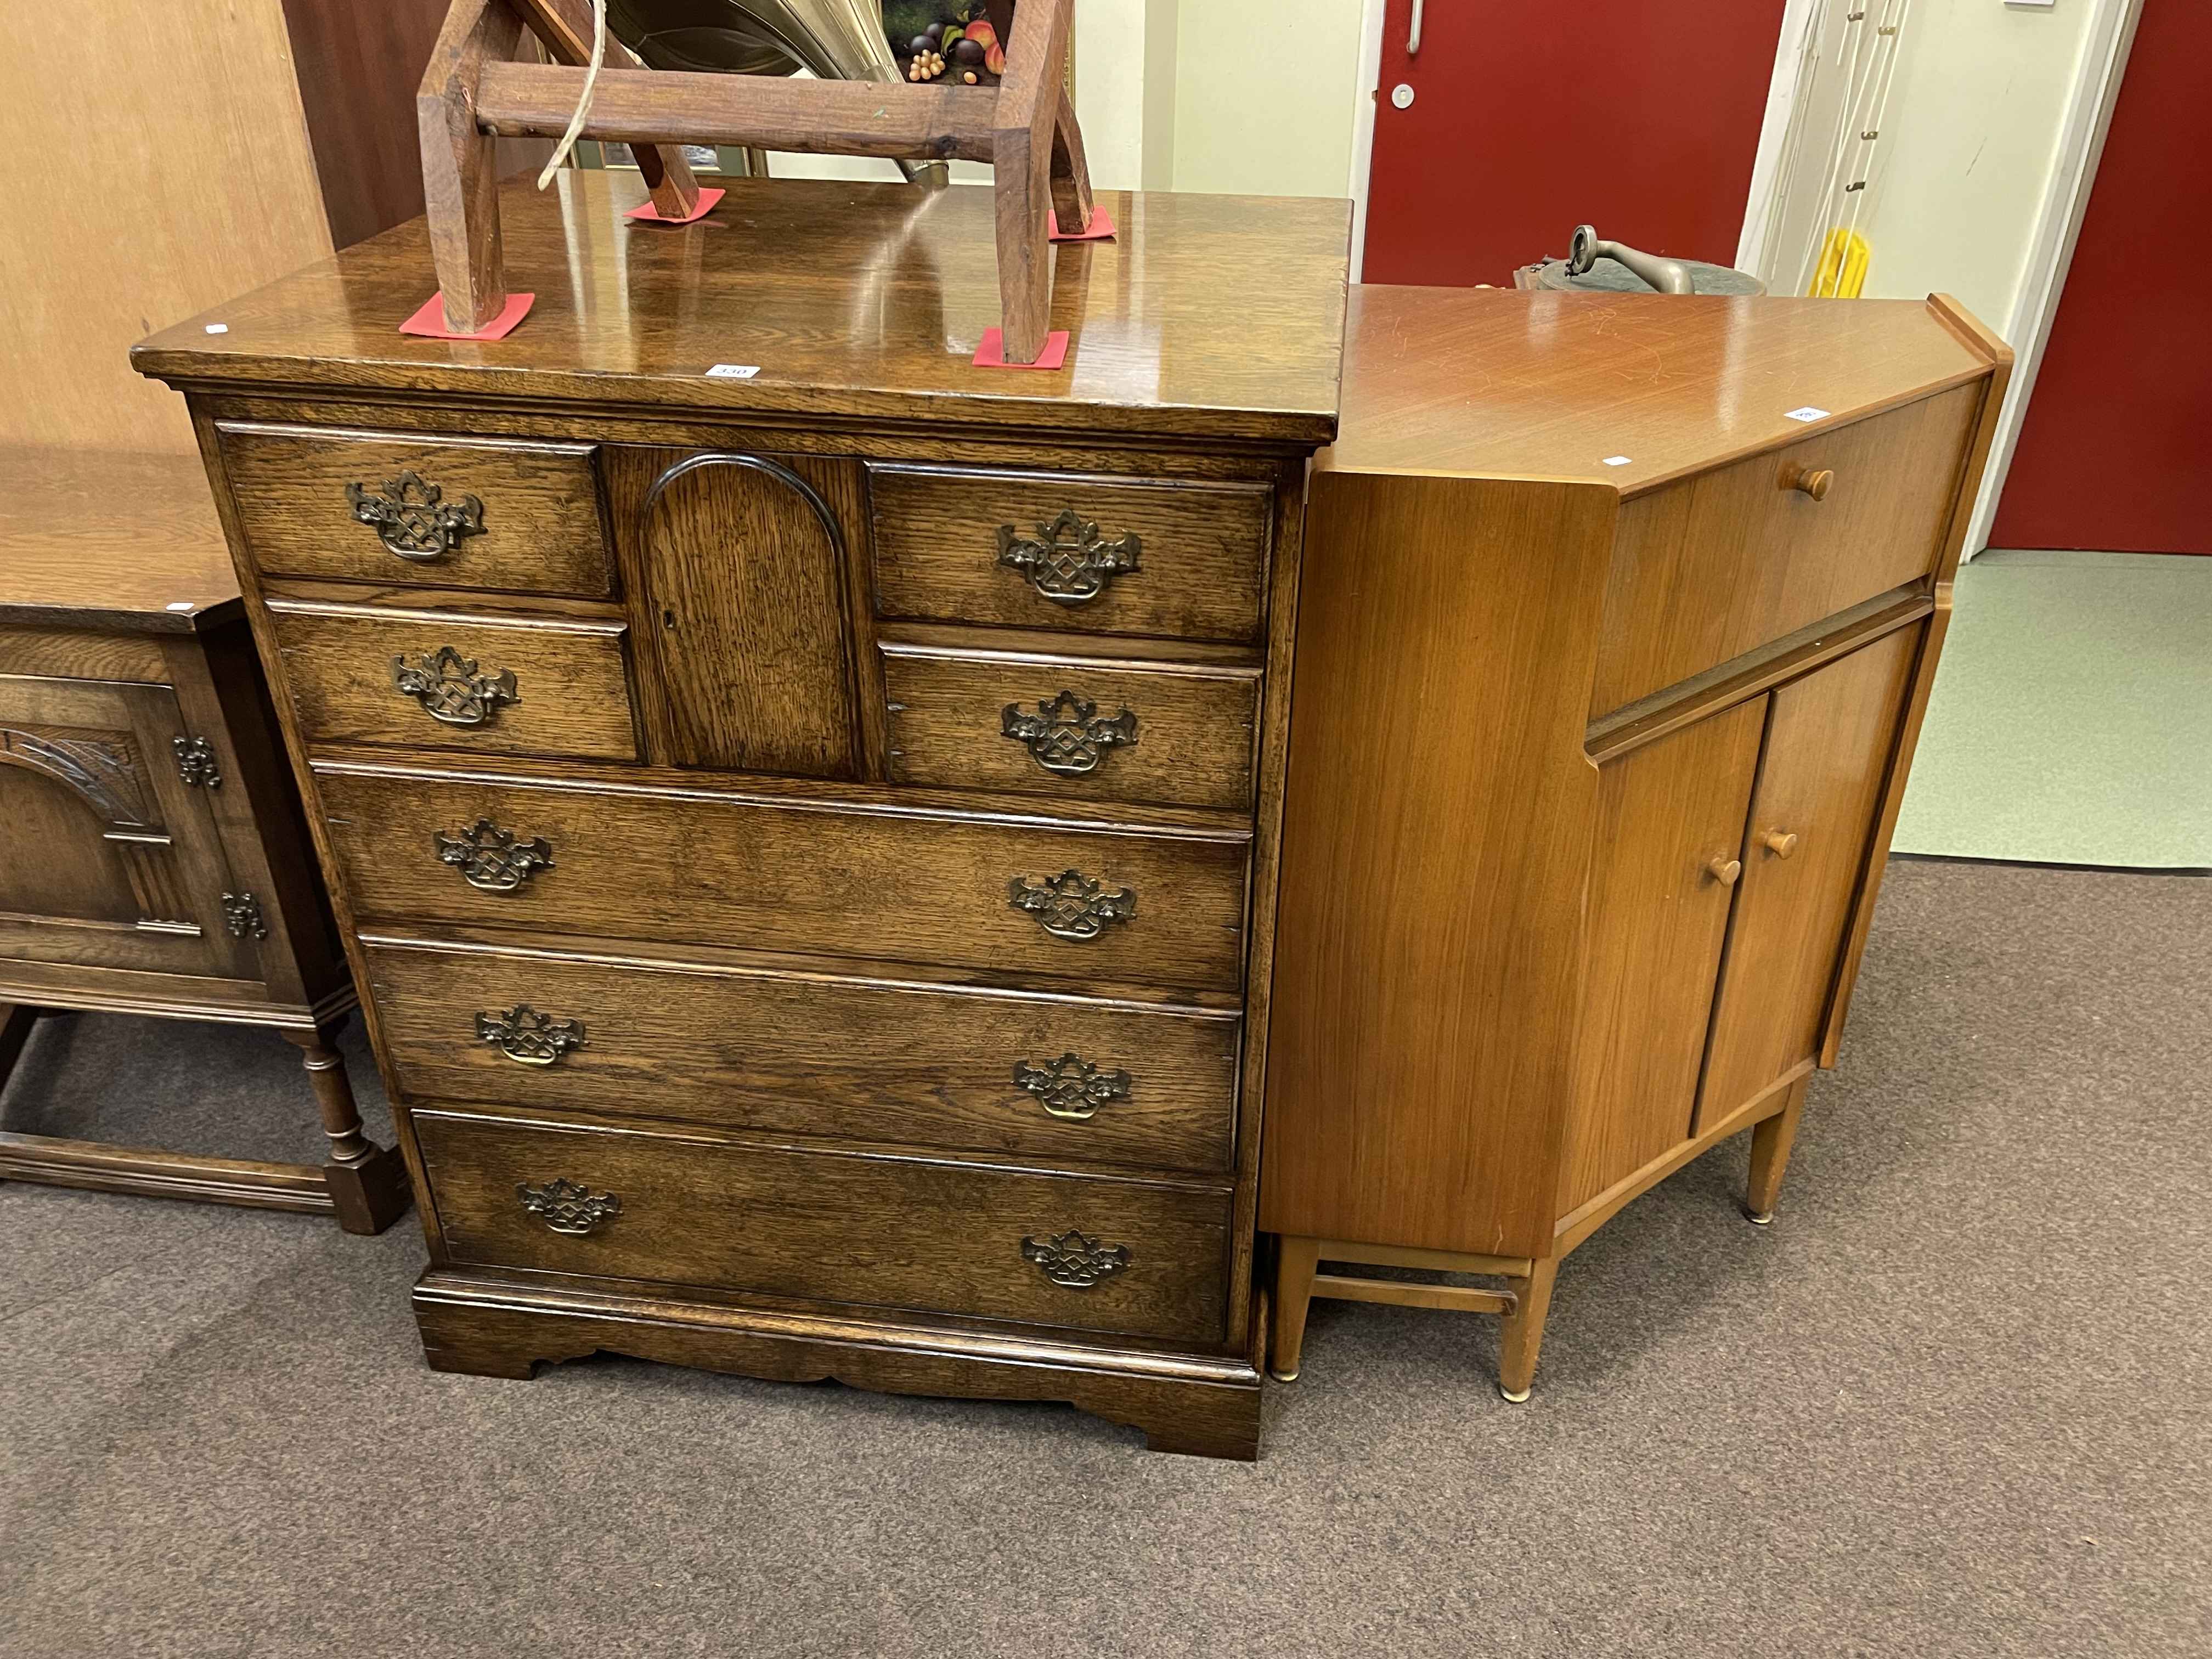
[132,171,1351,448]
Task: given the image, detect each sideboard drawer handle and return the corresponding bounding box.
[1706,855,1742,887]
[1013,1052,1133,1120]
[477,1003,588,1066]
[1001,690,1139,777]
[1780,464,1834,502]
[1008,869,1136,940]
[346,470,486,561]
[1021,1228,1132,1288]
[996,509,1142,606]
[433,817,554,893]
[517,1177,620,1235]
[392,645,518,727]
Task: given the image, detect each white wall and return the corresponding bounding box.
[1165,0,1368,198]
[1855,0,2104,329]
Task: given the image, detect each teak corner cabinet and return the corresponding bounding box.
[1262,287,2011,1398]
[136,170,1350,1459]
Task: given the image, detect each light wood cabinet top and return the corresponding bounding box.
[1323,286,1999,493]
[134,171,1351,448]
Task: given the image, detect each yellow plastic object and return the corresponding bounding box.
[1809,227,1870,298]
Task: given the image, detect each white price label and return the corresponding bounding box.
[706,363,760,379]
[1784,405,1830,423]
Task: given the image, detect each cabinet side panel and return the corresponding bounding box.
[1260,473,1617,1259]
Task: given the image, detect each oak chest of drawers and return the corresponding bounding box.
[136,170,1349,1458]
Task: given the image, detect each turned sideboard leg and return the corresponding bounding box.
[286,1020,411,1237]
[1497,1257,1559,1403]
[0,1002,37,1091]
[1745,1078,1810,1225]
[1268,1236,1322,1382]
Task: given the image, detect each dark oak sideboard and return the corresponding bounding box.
[1261,287,2012,1398]
[134,170,1350,1458]
[0,449,407,1232]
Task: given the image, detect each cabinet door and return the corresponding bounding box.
[1696,627,1922,1128]
[1562,696,1767,1213]
[0,674,253,979]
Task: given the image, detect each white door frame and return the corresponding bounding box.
[1738,0,2145,558]
[1961,0,2143,556]
[1346,0,1390,283]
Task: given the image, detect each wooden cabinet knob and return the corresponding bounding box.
[1705,855,1742,886]
[1781,465,1834,501]
[1759,828,1801,859]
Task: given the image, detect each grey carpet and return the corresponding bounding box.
[2,859,2206,1658]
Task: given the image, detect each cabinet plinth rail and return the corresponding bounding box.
[418,0,1092,362]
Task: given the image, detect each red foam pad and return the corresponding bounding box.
[973,328,1070,370]
[399,292,535,340]
[625,185,726,225]
[1049,206,1116,242]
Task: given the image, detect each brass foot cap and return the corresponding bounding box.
[1499,1385,1531,1404]
[1745,1208,1775,1226]
[1267,1367,1300,1383]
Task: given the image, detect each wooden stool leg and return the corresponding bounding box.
[285,1022,410,1237]
[1048,86,1094,233]
[1745,1077,1809,1224]
[419,0,522,333]
[1268,1236,1322,1382]
[1497,1256,1559,1403]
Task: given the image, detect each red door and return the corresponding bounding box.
[1361,1,1786,286]
[1990,4,2211,556]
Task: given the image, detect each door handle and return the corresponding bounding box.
[1759,828,1801,859]
[1706,855,1742,887]
[1408,0,1424,54]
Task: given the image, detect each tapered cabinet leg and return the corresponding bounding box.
[1497,1257,1559,1403]
[1745,1078,1809,1224]
[285,1021,410,1236]
[1268,1236,1322,1382]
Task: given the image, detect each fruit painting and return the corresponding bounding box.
[886,2,1014,86]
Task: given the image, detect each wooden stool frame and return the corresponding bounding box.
[421,0,1093,362]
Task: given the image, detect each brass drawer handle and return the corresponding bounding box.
[1759,827,1801,859]
[477,1003,588,1066]
[434,817,555,893]
[517,1177,620,1235]
[1706,855,1742,887]
[1008,870,1136,940]
[996,509,1142,606]
[392,645,518,727]
[1022,1228,1132,1288]
[1781,464,1834,501]
[1001,690,1139,776]
[1014,1052,1133,1120]
[346,470,485,561]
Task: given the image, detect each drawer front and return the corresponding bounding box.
[268,601,640,764]
[319,768,1251,993]
[366,938,1240,1174]
[415,1109,1232,1344]
[1592,385,1978,716]
[219,425,613,596]
[871,465,1272,644]
[881,643,1259,812]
